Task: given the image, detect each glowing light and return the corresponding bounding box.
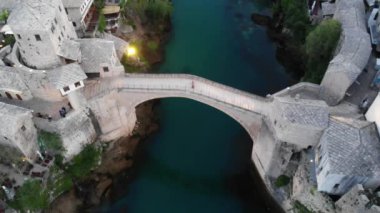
[127,46,137,57]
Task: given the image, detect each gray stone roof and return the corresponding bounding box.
[0,66,30,92]
[321,116,380,177]
[7,0,61,31]
[0,0,19,11]
[61,0,86,8]
[274,97,329,128]
[57,40,81,61]
[47,63,87,89]
[78,39,120,73]
[320,0,371,106]
[0,102,32,135]
[321,2,335,17]
[103,33,129,59]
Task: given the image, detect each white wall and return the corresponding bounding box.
[365,92,380,135]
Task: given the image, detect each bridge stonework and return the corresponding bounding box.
[82,74,328,187]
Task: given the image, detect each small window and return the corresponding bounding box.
[103,67,109,72]
[333,184,340,190]
[21,125,26,131]
[17,34,21,39]
[5,92,12,99]
[61,32,64,38]
[35,34,41,41]
[75,82,81,87]
[59,6,62,12]
[318,155,322,162]
[58,36,61,42]
[318,166,323,173]
[63,25,65,31]
[54,18,58,24]
[65,8,68,14]
[72,22,77,27]
[63,86,70,92]
[51,24,55,33]
[16,94,22,100]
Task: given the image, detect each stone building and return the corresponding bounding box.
[78,39,124,78]
[0,102,38,162]
[7,0,77,69]
[335,184,380,213]
[61,0,95,36]
[315,116,380,195]
[319,0,371,106]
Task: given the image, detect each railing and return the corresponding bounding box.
[84,74,271,114]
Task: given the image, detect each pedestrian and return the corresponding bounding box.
[48,115,52,122]
[59,109,65,118]
[61,107,66,114]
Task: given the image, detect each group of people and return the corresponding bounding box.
[59,107,67,118]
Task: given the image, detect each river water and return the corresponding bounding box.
[107,0,294,212]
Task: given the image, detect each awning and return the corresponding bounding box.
[0,25,12,35]
[102,5,120,15]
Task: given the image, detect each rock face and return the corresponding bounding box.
[291,151,335,213]
[251,14,273,26]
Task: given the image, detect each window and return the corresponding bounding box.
[51,24,55,33]
[318,155,322,162]
[72,22,77,27]
[35,34,41,41]
[17,34,21,39]
[65,8,68,14]
[333,184,340,190]
[54,18,58,24]
[21,125,26,131]
[63,86,70,92]
[16,94,22,100]
[103,67,109,72]
[59,6,62,12]
[5,92,12,99]
[75,82,81,88]
[318,166,323,173]
[61,32,64,38]
[58,36,61,42]
[63,25,65,31]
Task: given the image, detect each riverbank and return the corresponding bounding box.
[47,11,172,212]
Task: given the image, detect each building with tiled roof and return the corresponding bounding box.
[319,0,371,106]
[0,102,38,162]
[270,96,329,148]
[315,116,380,195]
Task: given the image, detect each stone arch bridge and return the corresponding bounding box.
[82,74,329,180]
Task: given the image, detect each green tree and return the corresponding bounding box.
[0,9,9,23]
[38,130,64,153]
[304,19,341,83]
[66,144,101,179]
[126,0,173,23]
[98,12,106,33]
[279,0,311,42]
[94,0,105,9]
[9,180,49,212]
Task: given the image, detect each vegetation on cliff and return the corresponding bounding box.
[267,0,341,84]
[304,19,341,83]
[9,180,49,212]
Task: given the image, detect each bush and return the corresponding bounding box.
[98,13,106,33]
[304,19,341,83]
[0,9,9,23]
[277,0,311,42]
[51,174,73,197]
[275,175,290,188]
[38,130,64,153]
[146,40,159,51]
[293,200,314,213]
[126,0,173,23]
[9,180,49,212]
[66,144,101,179]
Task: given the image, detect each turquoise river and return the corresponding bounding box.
[106,0,294,212]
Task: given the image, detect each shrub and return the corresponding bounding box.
[293,200,314,213]
[9,180,49,212]
[275,175,290,188]
[304,19,341,83]
[98,13,106,33]
[146,40,159,51]
[66,144,101,179]
[38,130,64,153]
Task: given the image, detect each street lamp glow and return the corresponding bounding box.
[127,46,137,57]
